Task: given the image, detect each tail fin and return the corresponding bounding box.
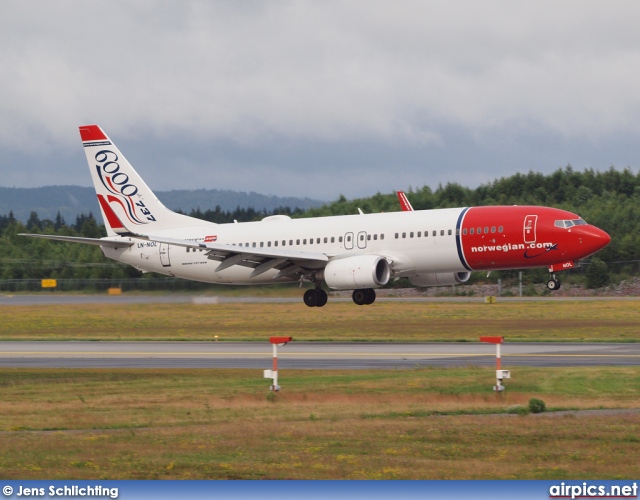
[79,125,209,235]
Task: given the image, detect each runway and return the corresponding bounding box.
[2,294,640,306]
[0,341,638,369]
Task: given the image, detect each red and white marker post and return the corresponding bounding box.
[480,336,510,392]
[264,336,292,392]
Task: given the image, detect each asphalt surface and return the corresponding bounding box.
[2,294,640,306]
[0,341,638,369]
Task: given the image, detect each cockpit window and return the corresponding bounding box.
[554,218,587,228]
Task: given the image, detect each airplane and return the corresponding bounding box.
[397,191,414,211]
[21,125,611,307]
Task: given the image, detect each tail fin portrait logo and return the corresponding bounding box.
[94,149,156,225]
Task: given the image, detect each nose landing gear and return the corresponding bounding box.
[547,274,561,291]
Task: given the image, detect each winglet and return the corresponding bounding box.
[397,191,414,211]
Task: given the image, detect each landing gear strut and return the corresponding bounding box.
[352,288,376,305]
[303,284,328,307]
[546,274,561,291]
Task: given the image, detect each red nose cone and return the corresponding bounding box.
[580,226,611,257]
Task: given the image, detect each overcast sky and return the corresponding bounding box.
[2,1,640,201]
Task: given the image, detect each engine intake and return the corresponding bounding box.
[409,272,471,287]
[321,255,391,290]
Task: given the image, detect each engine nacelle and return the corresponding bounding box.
[321,255,391,290]
[409,271,471,287]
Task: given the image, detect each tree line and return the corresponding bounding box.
[1,166,639,289]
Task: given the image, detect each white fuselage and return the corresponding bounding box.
[103,208,466,284]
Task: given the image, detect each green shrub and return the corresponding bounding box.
[528,398,546,413]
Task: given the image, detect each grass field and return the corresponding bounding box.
[1,298,638,479]
[0,366,639,479]
[1,298,639,341]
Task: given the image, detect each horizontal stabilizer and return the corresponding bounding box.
[19,234,134,248]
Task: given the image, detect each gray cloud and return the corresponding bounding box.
[1,1,639,200]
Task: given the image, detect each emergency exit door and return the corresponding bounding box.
[523,215,537,244]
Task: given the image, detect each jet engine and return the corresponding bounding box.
[408,272,471,287]
[320,255,391,290]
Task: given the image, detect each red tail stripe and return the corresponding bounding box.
[79,125,107,142]
[97,194,125,229]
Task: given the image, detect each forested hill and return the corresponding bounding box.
[0,185,324,223]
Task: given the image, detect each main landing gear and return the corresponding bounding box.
[303,286,328,307]
[352,288,376,306]
[303,286,377,307]
[547,274,561,291]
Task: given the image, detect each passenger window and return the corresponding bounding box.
[296,239,300,245]
[498,226,503,233]
[395,233,399,239]
[491,227,496,233]
[317,238,320,244]
[331,237,335,243]
[380,234,384,240]
[347,235,351,242]
[402,232,406,238]
[252,242,256,247]
[274,241,278,247]
[373,234,378,241]
[260,242,264,247]
[433,230,436,237]
[484,227,489,234]
[367,234,371,241]
[303,239,307,244]
[309,239,313,245]
[324,237,328,243]
[339,236,343,243]
[448,229,452,236]
[417,231,421,237]
[463,228,467,235]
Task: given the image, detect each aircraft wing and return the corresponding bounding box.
[139,234,329,278]
[19,233,135,248]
